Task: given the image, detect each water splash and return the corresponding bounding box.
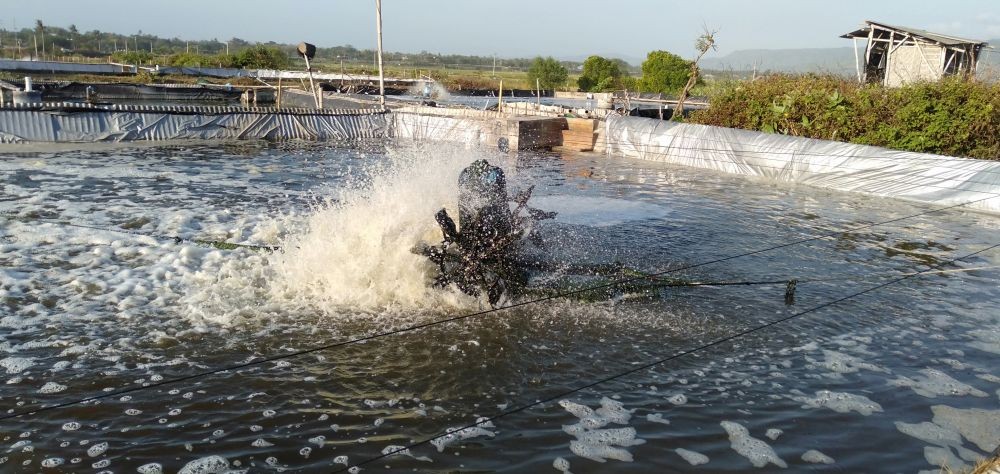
[267,142,505,314]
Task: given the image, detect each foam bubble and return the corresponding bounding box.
[802,449,834,464]
[0,357,34,374]
[41,457,64,468]
[38,382,67,394]
[891,369,989,398]
[178,455,229,474]
[569,440,633,463]
[645,413,670,425]
[795,390,883,416]
[675,448,709,466]
[553,456,571,473]
[137,463,163,474]
[930,405,1000,452]
[894,421,962,447]
[765,428,782,440]
[87,441,108,457]
[720,421,787,468]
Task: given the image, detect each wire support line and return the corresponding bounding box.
[1,194,993,423]
[342,241,1000,472]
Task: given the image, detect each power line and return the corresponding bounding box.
[1,194,992,422]
[343,241,1000,472]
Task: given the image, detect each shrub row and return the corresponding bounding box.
[689,75,1000,159]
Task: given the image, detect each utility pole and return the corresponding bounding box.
[375,0,385,106]
[492,53,496,76]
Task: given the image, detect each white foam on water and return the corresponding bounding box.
[667,394,688,405]
[37,381,67,393]
[894,421,963,447]
[553,456,572,473]
[40,457,64,468]
[645,413,670,425]
[675,448,709,466]
[86,441,108,457]
[569,440,633,463]
[178,455,230,474]
[558,400,595,419]
[891,369,989,398]
[720,421,787,468]
[924,446,969,472]
[794,390,883,416]
[821,350,888,375]
[379,445,432,462]
[529,195,670,228]
[429,422,496,453]
[801,449,834,464]
[931,405,1000,452]
[0,357,34,374]
[137,462,163,474]
[765,428,783,440]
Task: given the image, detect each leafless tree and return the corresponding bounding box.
[673,27,717,121]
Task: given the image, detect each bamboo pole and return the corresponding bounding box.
[276,76,283,110]
[536,78,540,108]
[375,0,386,107]
[303,56,319,109]
[498,78,503,113]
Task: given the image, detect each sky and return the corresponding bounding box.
[2,0,999,61]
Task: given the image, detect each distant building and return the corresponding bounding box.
[841,20,990,86]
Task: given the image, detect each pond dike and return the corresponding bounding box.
[0,101,578,152]
[606,115,1000,215]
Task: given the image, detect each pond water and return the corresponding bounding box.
[1,141,998,473]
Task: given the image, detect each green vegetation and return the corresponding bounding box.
[527,57,568,90]
[639,50,691,94]
[690,74,1000,159]
[577,55,624,92]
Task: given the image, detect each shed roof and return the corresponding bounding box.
[840,20,989,47]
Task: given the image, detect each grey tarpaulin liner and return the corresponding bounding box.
[0,105,389,142]
[606,115,1000,214]
[391,112,503,147]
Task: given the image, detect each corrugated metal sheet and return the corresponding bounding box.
[0,108,390,143]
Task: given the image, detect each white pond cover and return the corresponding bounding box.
[605,115,1000,214]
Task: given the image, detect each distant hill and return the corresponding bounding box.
[701,47,859,75]
[702,39,1000,76]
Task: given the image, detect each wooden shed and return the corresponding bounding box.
[841,21,990,86]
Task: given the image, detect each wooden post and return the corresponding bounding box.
[852,37,862,83]
[303,55,319,109]
[375,0,386,107]
[276,76,283,110]
[536,78,540,108]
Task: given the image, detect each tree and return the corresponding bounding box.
[577,55,622,92]
[639,50,690,94]
[674,28,717,121]
[35,19,45,56]
[527,56,568,90]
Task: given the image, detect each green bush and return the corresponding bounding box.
[167,52,235,68]
[527,57,568,90]
[111,51,154,65]
[232,45,289,70]
[689,74,1000,159]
